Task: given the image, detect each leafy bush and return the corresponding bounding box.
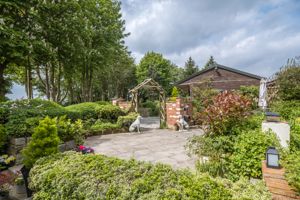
[171,86,179,97]
[65,102,103,120]
[117,112,138,128]
[271,100,300,120]
[195,91,252,135]
[0,124,7,153]
[238,85,259,109]
[56,116,84,145]
[275,64,300,101]
[228,177,272,200]
[91,122,120,133]
[290,121,300,152]
[141,101,159,116]
[95,104,125,122]
[22,117,60,168]
[282,151,300,193]
[228,130,280,180]
[29,152,270,200]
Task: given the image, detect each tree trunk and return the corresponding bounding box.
[25,57,33,99]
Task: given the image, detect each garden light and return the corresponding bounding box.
[266,147,280,168]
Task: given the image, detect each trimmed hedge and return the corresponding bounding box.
[29,152,271,200]
[117,112,138,128]
[91,122,120,133]
[65,102,106,120]
[95,104,125,122]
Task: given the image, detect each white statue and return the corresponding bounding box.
[129,115,142,133]
[177,115,189,131]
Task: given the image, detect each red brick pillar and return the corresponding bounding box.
[166,98,193,129]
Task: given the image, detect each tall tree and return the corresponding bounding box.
[203,56,216,69]
[136,52,177,93]
[183,56,198,78]
[0,0,33,101]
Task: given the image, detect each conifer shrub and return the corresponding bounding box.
[22,117,60,168]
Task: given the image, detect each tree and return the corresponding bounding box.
[276,58,300,101]
[203,56,216,69]
[136,52,177,93]
[22,117,60,168]
[183,57,198,78]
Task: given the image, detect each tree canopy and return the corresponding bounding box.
[183,56,198,78]
[136,52,178,93]
[0,0,136,103]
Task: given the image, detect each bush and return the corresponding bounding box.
[91,122,120,133]
[141,101,159,116]
[290,120,300,152]
[228,130,280,180]
[95,104,125,122]
[65,102,103,120]
[0,99,73,138]
[276,64,300,101]
[22,117,60,168]
[195,91,252,135]
[238,85,259,109]
[117,112,138,128]
[271,100,300,120]
[171,86,179,97]
[29,152,271,200]
[56,116,84,145]
[282,151,300,193]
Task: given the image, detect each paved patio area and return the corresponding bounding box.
[84,128,203,170]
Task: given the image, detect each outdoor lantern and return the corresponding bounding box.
[266,147,280,168]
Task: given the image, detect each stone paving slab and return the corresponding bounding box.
[84,129,203,170]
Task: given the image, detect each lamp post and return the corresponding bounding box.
[266,147,280,168]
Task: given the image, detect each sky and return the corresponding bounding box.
[8,0,300,99]
[121,0,300,77]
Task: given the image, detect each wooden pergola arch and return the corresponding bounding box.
[129,78,166,125]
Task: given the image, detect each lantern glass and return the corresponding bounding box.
[267,154,279,167]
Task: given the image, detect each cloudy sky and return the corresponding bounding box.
[121,0,300,77]
[8,0,300,99]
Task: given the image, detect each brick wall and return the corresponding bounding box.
[166,98,193,129]
[112,98,131,110]
[262,160,300,200]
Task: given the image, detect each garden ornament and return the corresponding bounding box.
[177,115,189,131]
[129,115,142,133]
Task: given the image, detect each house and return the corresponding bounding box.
[176,63,263,95]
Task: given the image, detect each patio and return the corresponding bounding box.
[84,128,203,169]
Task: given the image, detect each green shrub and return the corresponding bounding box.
[229,177,272,200]
[29,152,241,200]
[290,121,300,152]
[171,86,179,97]
[117,112,138,128]
[275,64,300,101]
[65,102,102,120]
[228,130,280,180]
[0,124,7,153]
[22,117,60,168]
[271,100,300,120]
[141,101,159,116]
[95,104,125,122]
[282,151,300,193]
[0,99,73,138]
[91,121,120,133]
[238,85,259,109]
[56,116,84,145]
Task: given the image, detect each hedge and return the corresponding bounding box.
[65,102,106,120]
[29,152,271,200]
[95,104,125,122]
[282,151,300,193]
